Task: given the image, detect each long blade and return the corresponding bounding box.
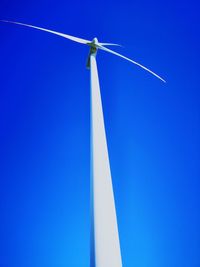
[0,20,90,44]
[98,43,122,47]
[98,45,166,83]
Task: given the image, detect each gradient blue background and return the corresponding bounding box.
[0,0,199,266]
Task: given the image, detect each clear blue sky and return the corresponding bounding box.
[0,0,199,266]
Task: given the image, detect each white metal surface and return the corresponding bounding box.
[90,54,122,267]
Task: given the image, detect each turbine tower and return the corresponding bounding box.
[1,20,166,267]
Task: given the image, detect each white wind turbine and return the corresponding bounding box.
[1,20,166,267]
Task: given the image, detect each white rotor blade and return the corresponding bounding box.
[0,20,90,44]
[98,43,122,47]
[99,45,166,83]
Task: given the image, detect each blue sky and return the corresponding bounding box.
[0,0,199,266]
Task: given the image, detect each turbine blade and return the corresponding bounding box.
[98,45,166,83]
[98,43,122,47]
[0,20,90,44]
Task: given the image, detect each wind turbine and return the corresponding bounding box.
[1,20,166,267]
